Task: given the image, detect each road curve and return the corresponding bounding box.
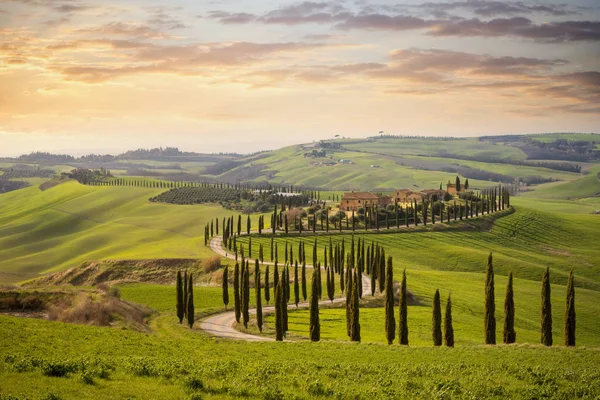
[200,236,372,341]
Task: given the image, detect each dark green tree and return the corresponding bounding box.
[301,261,307,301]
[541,267,552,346]
[247,215,251,235]
[183,271,188,318]
[265,265,271,304]
[484,252,496,345]
[565,268,576,347]
[294,261,300,307]
[187,274,195,328]
[455,176,461,192]
[503,271,516,344]
[385,256,395,345]
[444,293,454,347]
[349,269,361,342]
[399,269,408,345]
[233,263,241,323]
[275,279,284,341]
[282,267,289,333]
[310,268,320,342]
[432,289,442,346]
[273,262,279,292]
[255,264,263,332]
[222,266,229,310]
[346,267,353,337]
[242,262,250,328]
[176,270,184,323]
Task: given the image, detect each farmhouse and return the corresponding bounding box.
[393,189,423,203]
[341,191,388,211]
[446,182,461,195]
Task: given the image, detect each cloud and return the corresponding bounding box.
[427,18,600,42]
[418,1,582,17]
[206,2,600,42]
[75,22,174,39]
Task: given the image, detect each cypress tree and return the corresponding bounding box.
[282,267,289,333]
[317,262,322,299]
[176,270,184,323]
[565,268,576,347]
[294,261,300,307]
[378,250,385,293]
[503,271,516,344]
[349,269,361,342]
[484,252,496,345]
[270,237,274,262]
[273,262,279,292]
[310,268,320,341]
[384,256,395,345]
[242,262,250,328]
[187,274,195,328]
[327,266,334,302]
[370,252,377,296]
[432,289,442,346]
[444,293,454,347]
[255,264,263,332]
[346,268,353,337]
[275,279,284,341]
[265,265,271,304]
[399,269,408,345]
[183,271,188,318]
[222,266,229,310]
[301,261,307,301]
[541,267,552,346]
[233,263,241,323]
[247,215,251,235]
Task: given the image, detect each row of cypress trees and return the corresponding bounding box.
[484,253,576,346]
[176,271,195,328]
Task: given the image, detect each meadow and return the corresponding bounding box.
[0,134,598,399]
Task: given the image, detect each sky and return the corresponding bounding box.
[0,0,599,156]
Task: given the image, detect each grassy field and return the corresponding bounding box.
[237,203,600,347]
[0,181,268,283]
[1,313,600,399]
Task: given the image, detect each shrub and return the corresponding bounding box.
[80,370,95,385]
[202,256,221,273]
[184,377,205,392]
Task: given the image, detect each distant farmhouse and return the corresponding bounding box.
[340,191,391,211]
[341,182,465,211]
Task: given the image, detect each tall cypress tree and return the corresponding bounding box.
[384,256,395,345]
[222,266,229,310]
[273,262,279,292]
[275,279,284,341]
[282,267,289,333]
[183,271,188,318]
[484,252,496,345]
[233,263,241,323]
[503,271,516,344]
[187,274,195,328]
[541,267,552,346]
[444,293,454,347]
[346,268,353,337]
[565,268,576,347]
[349,269,361,342]
[301,261,307,301]
[242,262,250,328]
[247,215,251,235]
[399,269,408,345]
[255,264,263,332]
[327,266,334,302]
[176,270,184,323]
[294,261,300,307]
[310,267,320,342]
[432,289,442,346]
[265,265,271,304]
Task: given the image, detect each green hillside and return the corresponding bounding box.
[0,181,263,283]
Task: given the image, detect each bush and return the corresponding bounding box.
[80,370,95,385]
[202,256,221,273]
[184,376,205,392]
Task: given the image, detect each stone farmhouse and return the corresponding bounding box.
[340,192,391,212]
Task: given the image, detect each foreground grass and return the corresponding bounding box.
[1,315,599,399]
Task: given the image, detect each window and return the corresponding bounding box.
[358,200,361,203]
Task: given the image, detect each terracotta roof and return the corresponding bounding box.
[342,192,378,200]
[421,189,444,194]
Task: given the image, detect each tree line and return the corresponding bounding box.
[178,247,577,347]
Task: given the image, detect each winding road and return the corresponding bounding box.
[199,236,372,341]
